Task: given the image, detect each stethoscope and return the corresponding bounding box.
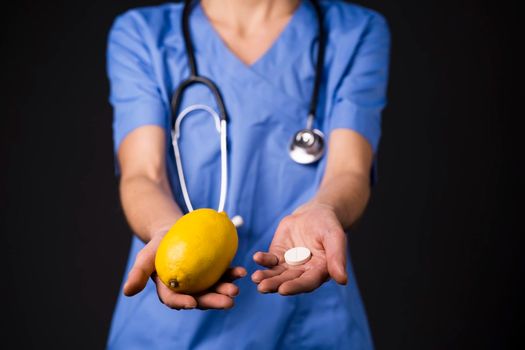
[170,0,326,226]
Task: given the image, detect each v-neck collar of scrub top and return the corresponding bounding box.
[189,0,318,86]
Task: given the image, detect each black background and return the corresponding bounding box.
[1,0,521,349]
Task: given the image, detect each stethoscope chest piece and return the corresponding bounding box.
[289,128,325,164]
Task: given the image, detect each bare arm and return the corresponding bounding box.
[117,125,246,308]
[252,129,374,294]
[117,125,183,243]
[295,128,373,229]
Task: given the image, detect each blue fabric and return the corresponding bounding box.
[106,1,390,349]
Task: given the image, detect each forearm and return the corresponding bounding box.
[308,170,370,230]
[119,175,183,243]
[294,129,374,230]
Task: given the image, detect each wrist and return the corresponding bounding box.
[148,224,174,241]
[297,196,353,227]
[293,199,337,216]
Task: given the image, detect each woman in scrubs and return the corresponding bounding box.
[106,0,390,348]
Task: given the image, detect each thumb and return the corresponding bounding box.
[123,236,161,296]
[323,229,348,285]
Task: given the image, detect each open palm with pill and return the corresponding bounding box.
[252,202,348,295]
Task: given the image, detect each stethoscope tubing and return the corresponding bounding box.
[171,104,228,213]
[171,0,326,215]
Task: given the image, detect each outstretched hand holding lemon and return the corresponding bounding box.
[124,202,348,310]
[124,209,246,310]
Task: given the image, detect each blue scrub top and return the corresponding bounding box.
[106,1,390,349]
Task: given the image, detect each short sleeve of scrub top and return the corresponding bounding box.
[106,1,391,186]
[328,12,390,186]
[106,12,170,176]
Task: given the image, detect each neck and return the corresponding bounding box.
[200,0,301,35]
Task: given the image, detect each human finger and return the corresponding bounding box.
[195,292,234,309]
[220,266,247,282]
[277,267,328,296]
[251,266,286,284]
[257,269,304,293]
[155,276,198,310]
[212,282,239,297]
[253,252,280,268]
[123,238,160,296]
[323,229,348,285]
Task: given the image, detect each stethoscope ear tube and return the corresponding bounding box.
[171,103,228,214]
[170,75,230,215]
[170,76,228,131]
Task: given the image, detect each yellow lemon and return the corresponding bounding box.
[155,208,238,294]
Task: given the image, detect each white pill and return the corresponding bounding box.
[284,247,312,266]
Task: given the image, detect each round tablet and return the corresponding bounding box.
[284,247,312,266]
